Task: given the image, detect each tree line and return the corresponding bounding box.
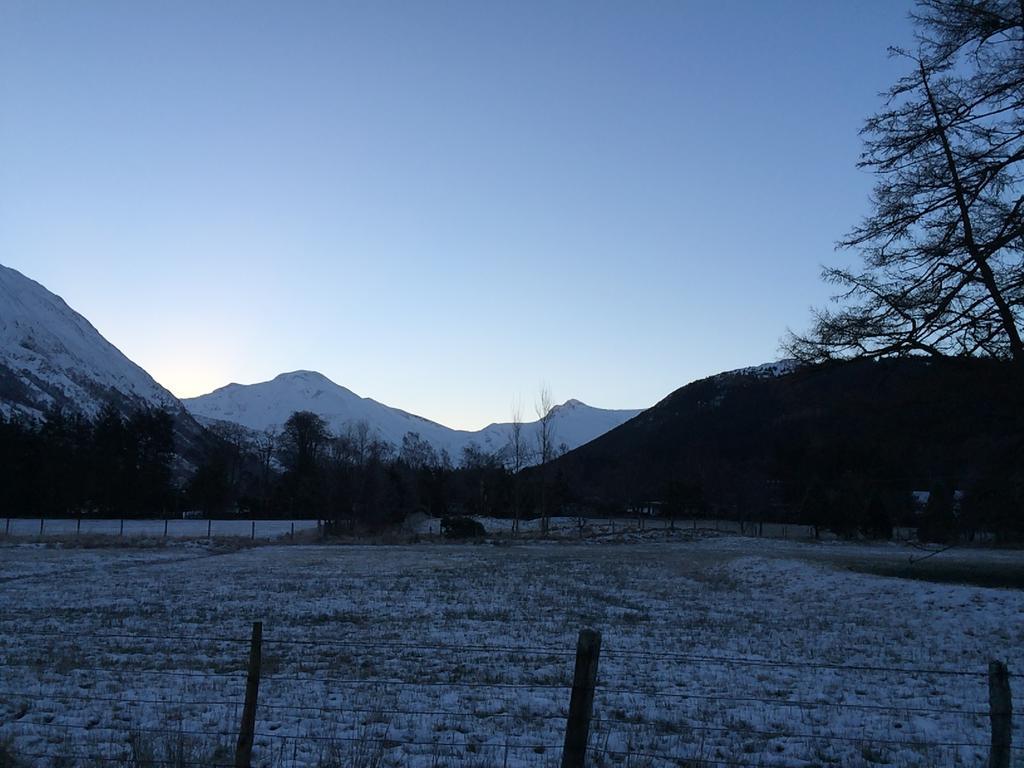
[0,405,176,517]
[0,398,569,527]
[2,364,1020,544]
[188,409,570,531]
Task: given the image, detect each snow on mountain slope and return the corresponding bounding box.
[184,371,643,460]
[721,359,801,379]
[184,371,463,451]
[0,263,182,419]
[469,398,644,457]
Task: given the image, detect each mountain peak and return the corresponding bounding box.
[555,398,587,411]
[274,370,332,383]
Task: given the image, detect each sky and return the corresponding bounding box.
[1,0,918,430]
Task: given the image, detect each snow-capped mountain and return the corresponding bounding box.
[184,371,643,460]
[0,263,183,420]
[0,261,641,461]
[469,398,644,458]
[185,371,461,449]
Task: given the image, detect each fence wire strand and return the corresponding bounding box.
[0,628,1011,766]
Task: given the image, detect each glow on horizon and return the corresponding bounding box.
[147,360,233,403]
[0,1,919,431]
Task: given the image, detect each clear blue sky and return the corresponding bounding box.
[1,0,916,429]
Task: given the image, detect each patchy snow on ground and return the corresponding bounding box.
[0,537,1021,767]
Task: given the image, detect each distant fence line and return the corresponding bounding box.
[0,518,319,540]
[3,516,825,542]
[0,515,994,543]
[0,626,1016,768]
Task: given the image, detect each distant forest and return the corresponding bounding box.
[1,405,177,518]
[0,404,559,528]
[1,359,1022,542]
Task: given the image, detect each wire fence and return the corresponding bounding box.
[0,515,940,544]
[0,626,1017,768]
[0,518,316,541]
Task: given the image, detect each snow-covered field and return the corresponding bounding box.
[0,536,1021,767]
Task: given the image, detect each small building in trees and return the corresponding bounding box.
[628,501,663,517]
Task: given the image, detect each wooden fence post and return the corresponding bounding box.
[163,519,168,538]
[561,628,601,768]
[989,660,1012,768]
[120,518,124,537]
[290,522,294,541]
[235,621,263,768]
[77,518,81,536]
[251,520,256,540]
[4,518,9,536]
[208,519,212,538]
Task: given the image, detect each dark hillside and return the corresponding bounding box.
[549,359,1024,536]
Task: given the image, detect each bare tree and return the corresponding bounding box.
[254,428,277,515]
[208,421,249,507]
[399,431,438,470]
[507,398,528,534]
[348,420,372,467]
[788,0,1024,365]
[535,385,556,534]
[536,385,555,464]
